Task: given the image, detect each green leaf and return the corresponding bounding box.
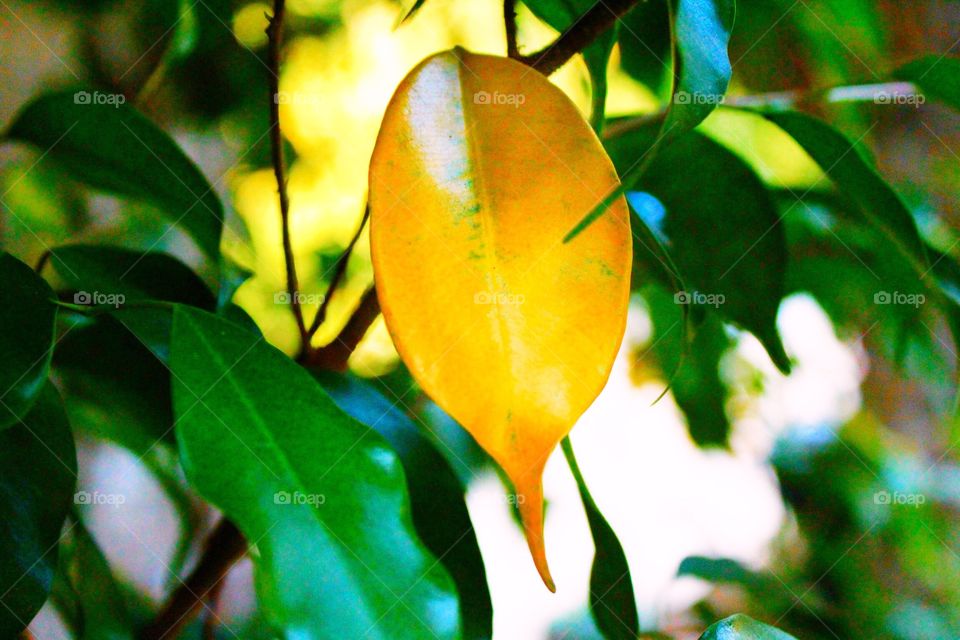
[561,439,638,640]
[54,316,174,455]
[894,55,960,111]
[644,286,733,446]
[0,252,57,427]
[699,614,799,640]
[397,0,429,25]
[170,306,460,639]
[6,91,223,259]
[678,556,762,587]
[609,126,791,373]
[50,245,214,361]
[522,0,617,131]
[0,384,77,637]
[565,0,734,241]
[313,371,492,640]
[65,522,136,640]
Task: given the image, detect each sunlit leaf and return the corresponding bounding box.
[0,252,57,428]
[170,306,461,638]
[561,439,638,640]
[314,371,493,640]
[894,55,960,111]
[369,48,632,589]
[6,91,223,259]
[699,614,799,640]
[0,384,77,637]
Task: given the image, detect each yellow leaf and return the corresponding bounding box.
[369,47,631,591]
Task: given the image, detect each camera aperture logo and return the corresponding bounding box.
[74,291,125,309]
[75,490,126,507]
[274,291,325,305]
[874,291,925,308]
[874,490,925,507]
[473,90,525,108]
[274,491,326,507]
[674,290,725,308]
[74,90,126,108]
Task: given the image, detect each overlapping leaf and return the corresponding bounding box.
[7,91,223,258]
[170,306,460,639]
[0,252,57,427]
[0,384,77,637]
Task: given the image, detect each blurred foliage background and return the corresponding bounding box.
[2,0,960,638]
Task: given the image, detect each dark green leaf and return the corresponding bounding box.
[618,0,672,96]
[699,614,799,640]
[678,556,762,587]
[644,286,733,446]
[170,306,460,639]
[609,126,791,373]
[0,384,77,637]
[54,316,174,454]
[398,0,429,25]
[51,244,214,361]
[522,0,617,130]
[6,91,223,258]
[0,252,57,427]
[561,439,638,640]
[565,0,734,241]
[894,55,960,111]
[313,370,492,640]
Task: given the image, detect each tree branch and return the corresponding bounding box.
[267,0,309,351]
[518,0,639,76]
[305,287,381,371]
[141,520,246,640]
[504,0,520,60]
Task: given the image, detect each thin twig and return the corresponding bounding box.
[267,0,309,351]
[504,0,520,60]
[141,520,246,640]
[305,205,370,340]
[518,0,639,76]
[201,575,228,640]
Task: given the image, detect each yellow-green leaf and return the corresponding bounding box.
[369,48,632,590]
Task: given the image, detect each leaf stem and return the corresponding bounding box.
[304,287,381,370]
[518,0,639,76]
[267,0,309,353]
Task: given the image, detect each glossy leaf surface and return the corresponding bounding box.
[699,614,799,640]
[170,306,460,639]
[369,49,632,589]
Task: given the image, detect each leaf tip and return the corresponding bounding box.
[514,472,556,591]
